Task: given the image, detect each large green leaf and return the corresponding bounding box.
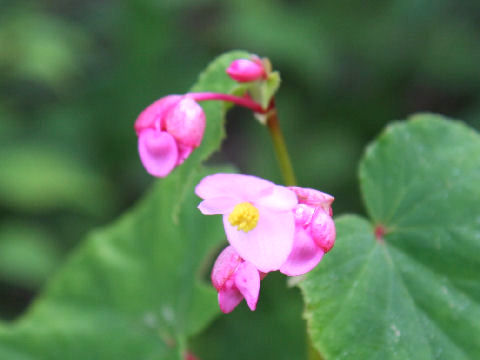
[300,114,480,359]
[0,50,251,359]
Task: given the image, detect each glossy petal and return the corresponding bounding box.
[218,286,243,314]
[234,261,260,311]
[280,227,324,276]
[198,197,239,215]
[311,209,336,253]
[138,129,178,177]
[195,173,274,201]
[165,97,206,147]
[255,185,297,211]
[223,208,295,272]
[134,95,181,135]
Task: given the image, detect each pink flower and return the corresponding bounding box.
[195,173,297,273]
[280,187,336,276]
[226,59,266,83]
[211,246,262,313]
[134,95,205,177]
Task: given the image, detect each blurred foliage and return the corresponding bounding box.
[0,0,479,342]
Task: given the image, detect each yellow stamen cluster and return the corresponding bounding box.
[228,202,259,232]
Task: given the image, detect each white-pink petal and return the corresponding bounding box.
[255,185,297,211]
[198,197,239,215]
[195,173,274,202]
[223,208,295,273]
[280,227,324,276]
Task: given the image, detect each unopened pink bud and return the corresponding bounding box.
[165,97,206,147]
[135,95,206,177]
[211,246,261,313]
[310,209,336,253]
[226,59,266,82]
[134,95,182,135]
[289,186,334,216]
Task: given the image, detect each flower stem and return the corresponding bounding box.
[189,92,267,114]
[266,104,297,186]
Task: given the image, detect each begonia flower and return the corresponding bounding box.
[280,187,336,276]
[211,246,262,313]
[226,58,266,83]
[134,95,205,177]
[195,173,297,273]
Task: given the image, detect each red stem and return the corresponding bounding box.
[188,92,267,114]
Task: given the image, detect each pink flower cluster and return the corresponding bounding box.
[196,173,335,313]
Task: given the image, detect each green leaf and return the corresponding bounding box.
[300,114,480,359]
[0,50,251,359]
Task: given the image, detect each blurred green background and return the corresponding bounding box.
[0,0,479,335]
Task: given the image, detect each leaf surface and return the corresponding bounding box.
[300,114,480,359]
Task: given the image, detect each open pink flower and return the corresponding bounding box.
[195,173,297,273]
[280,187,336,276]
[134,95,205,177]
[211,246,262,313]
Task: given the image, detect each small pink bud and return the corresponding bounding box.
[226,59,266,82]
[311,209,336,253]
[288,186,334,216]
[211,246,261,313]
[165,97,206,147]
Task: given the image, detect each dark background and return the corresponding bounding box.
[1,0,479,326]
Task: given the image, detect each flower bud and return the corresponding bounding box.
[134,95,205,177]
[211,246,261,313]
[226,59,266,83]
[165,97,206,147]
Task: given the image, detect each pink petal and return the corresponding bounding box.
[289,186,334,215]
[176,144,193,165]
[218,287,243,314]
[280,227,324,276]
[311,209,336,253]
[198,197,239,215]
[226,59,266,82]
[195,173,274,201]
[134,95,182,135]
[223,208,295,272]
[234,261,260,311]
[165,97,206,147]
[138,129,178,177]
[211,246,242,291]
[255,185,297,212]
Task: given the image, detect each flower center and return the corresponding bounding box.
[228,202,259,232]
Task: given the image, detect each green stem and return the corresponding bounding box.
[266,106,297,186]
